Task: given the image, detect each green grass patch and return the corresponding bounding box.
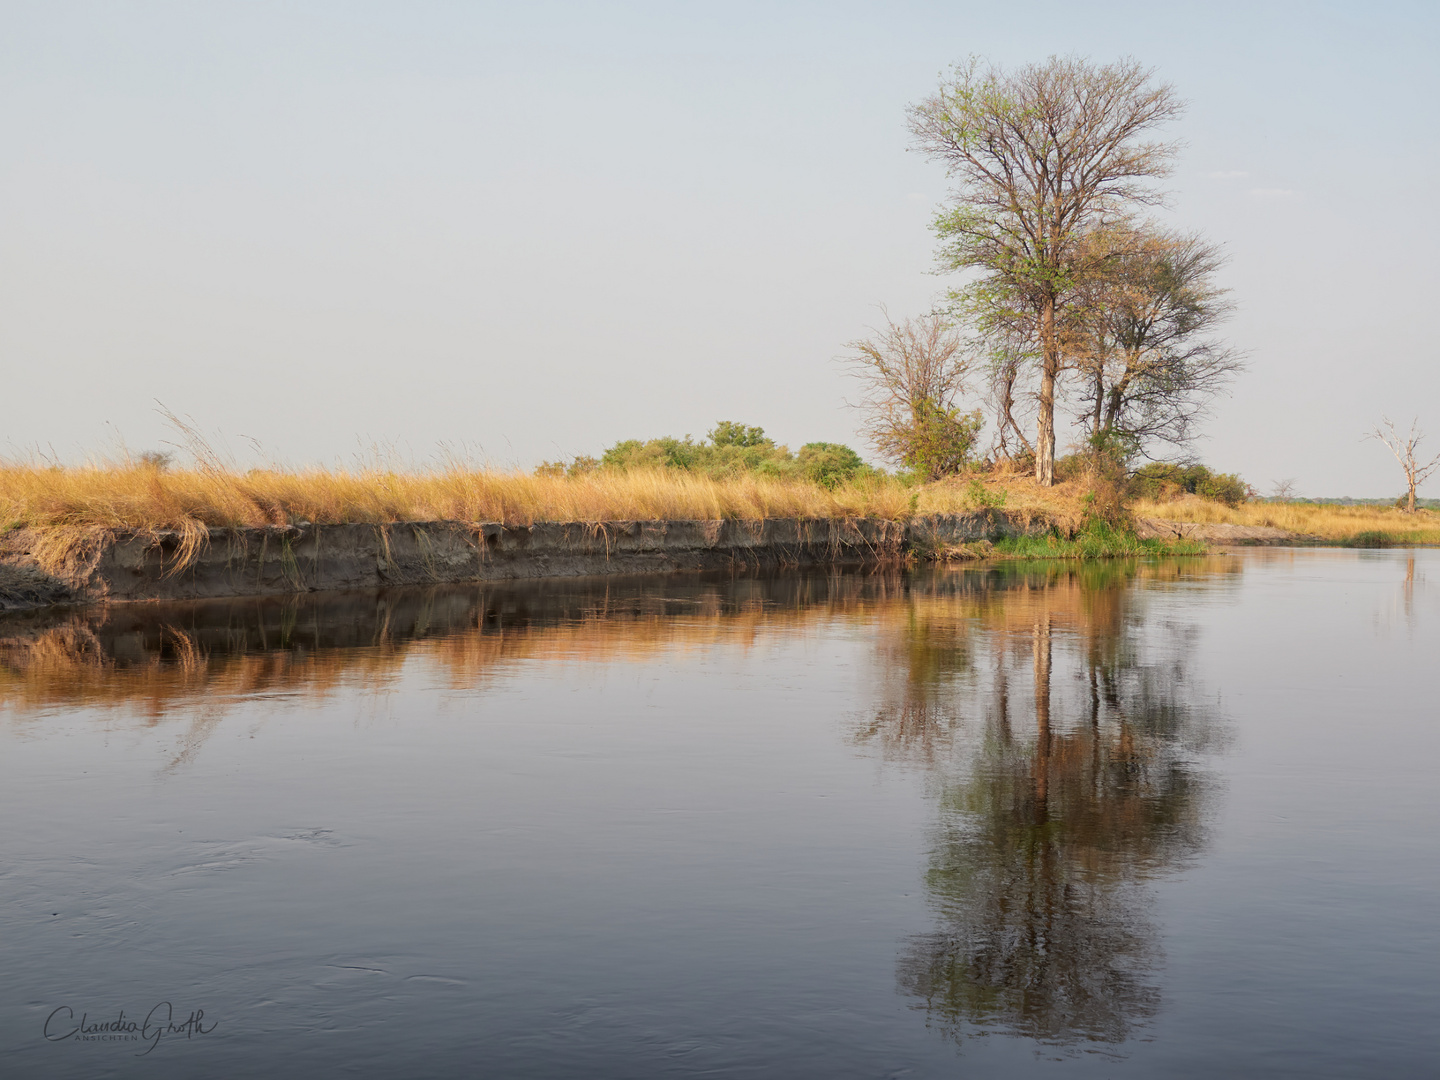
[995,532,1205,560]
[925,520,1207,562]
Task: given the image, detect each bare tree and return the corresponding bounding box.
[844,310,982,480]
[1071,226,1243,456]
[909,56,1184,485]
[985,340,1035,463]
[1369,417,1440,513]
[1269,478,1298,501]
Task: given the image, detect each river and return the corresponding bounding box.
[1,550,1435,1077]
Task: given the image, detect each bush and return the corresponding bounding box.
[964,479,1007,510]
[900,402,984,481]
[1129,462,1248,507]
[708,421,769,448]
[1053,452,1088,483]
[1051,447,1131,527]
[537,455,601,478]
[796,442,867,489]
[1196,471,1249,506]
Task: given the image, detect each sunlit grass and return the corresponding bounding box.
[0,462,914,532]
[0,462,1125,535]
[1,461,947,573]
[0,457,1225,578]
[1133,495,1440,545]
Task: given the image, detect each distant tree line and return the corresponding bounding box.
[537,421,871,489]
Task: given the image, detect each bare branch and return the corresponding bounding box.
[1068,224,1244,457]
[842,310,983,478]
[1368,416,1440,512]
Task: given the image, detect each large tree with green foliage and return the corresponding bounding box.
[1071,226,1243,458]
[909,56,1184,485]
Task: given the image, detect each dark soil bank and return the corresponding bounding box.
[1,514,1046,610]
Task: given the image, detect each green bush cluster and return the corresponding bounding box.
[897,403,985,482]
[538,422,872,489]
[1128,462,1249,506]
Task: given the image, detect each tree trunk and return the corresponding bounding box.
[1036,296,1058,486]
[1033,615,1052,808]
[1408,474,1417,513]
[1091,371,1104,440]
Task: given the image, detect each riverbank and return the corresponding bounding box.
[0,512,1212,612]
[0,463,1210,610]
[1133,496,1440,546]
[2,459,1196,544]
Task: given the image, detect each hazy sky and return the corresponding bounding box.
[2,1,1436,496]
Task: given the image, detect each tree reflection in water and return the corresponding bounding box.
[0,560,1231,1050]
[857,561,1226,1050]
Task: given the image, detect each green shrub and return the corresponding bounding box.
[1196,471,1249,507]
[708,421,770,448]
[900,402,984,481]
[535,455,601,478]
[1129,462,1249,507]
[1053,453,1087,484]
[796,442,867,489]
[964,479,1007,510]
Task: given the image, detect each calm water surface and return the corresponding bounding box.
[1,550,1436,1078]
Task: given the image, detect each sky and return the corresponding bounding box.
[1,0,1437,496]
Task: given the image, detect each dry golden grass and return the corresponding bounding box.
[0,461,927,575]
[0,457,1165,577]
[0,461,1114,538]
[0,462,928,534]
[1133,495,1440,543]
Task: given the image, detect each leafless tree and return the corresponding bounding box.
[909,56,1184,485]
[1269,478,1298,501]
[985,341,1035,463]
[1071,226,1243,456]
[843,310,981,478]
[1369,417,1440,513]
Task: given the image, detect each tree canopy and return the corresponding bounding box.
[909,56,1185,484]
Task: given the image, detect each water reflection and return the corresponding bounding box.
[857,562,1225,1050]
[0,572,919,722]
[0,560,1234,1055]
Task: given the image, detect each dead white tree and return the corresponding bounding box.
[1369,417,1440,513]
[1269,478,1298,501]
